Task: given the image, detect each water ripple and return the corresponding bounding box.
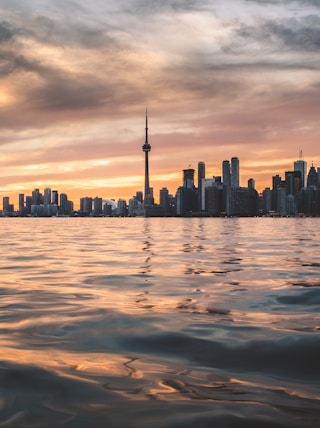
[0,218,319,427]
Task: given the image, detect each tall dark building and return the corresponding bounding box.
[60,193,69,215]
[272,174,283,211]
[32,188,41,205]
[18,193,24,213]
[142,110,152,204]
[80,197,93,215]
[197,161,205,210]
[222,160,231,187]
[307,163,319,188]
[231,157,239,188]
[52,190,59,205]
[3,196,10,212]
[93,197,103,216]
[294,159,307,188]
[176,168,197,215]
[285,171,301,196]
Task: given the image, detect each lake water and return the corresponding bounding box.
[0,217,319,427]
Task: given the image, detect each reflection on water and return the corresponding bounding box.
[0,217,320,427]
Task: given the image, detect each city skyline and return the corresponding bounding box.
[2,150,320,217]
[1,0,320,206]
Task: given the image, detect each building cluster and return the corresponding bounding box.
[2,156,319,218]
[262,160,320,217]
[1,189,122,217]
[127,156,320,217]
[2,188,73,217]
[1,114,320,217]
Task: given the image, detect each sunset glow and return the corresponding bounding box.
[1,0,319,208]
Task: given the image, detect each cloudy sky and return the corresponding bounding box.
[1,0,320,207]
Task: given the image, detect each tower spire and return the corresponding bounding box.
[145,108,148,144]
[142,109,152,204]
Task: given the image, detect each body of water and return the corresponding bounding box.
[0,217,319,427]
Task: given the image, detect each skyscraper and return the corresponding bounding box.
[44,187,51,206]
[222,160,231,187]
[160,187,170,215]
[60,193,69,215]
[248,178,255,190]
[197,161,205,210]
[307,163,319,188]
[52,190,59,205]
[3,196,10,212]
[142,110,152,204]
[183,168,195,189]
[231,157,239,188]
[32,188,41,205]
[18,193,24,213]
[294,159,307,188]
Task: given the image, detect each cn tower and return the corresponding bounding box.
[142,109,151,202]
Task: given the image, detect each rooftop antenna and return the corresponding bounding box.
[299,149,303,160]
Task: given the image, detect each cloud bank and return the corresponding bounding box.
[0,0,319,205]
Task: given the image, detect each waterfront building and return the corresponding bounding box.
[60,193,69,215]
[227,187,258,216]
[136,191,143,204]
[31,204,45,217]
[52,190,58,205]
[160,187,170,215]
[80,197,93,216]
[46,204,58,217]
[176,168,197,215]
[117,199,127,216]
[128,197,139,217]
[103,203,113,216]
[262,187,272,213]
[294,159,307,188]
[197,161,205,210]
[272,174,284,211]
[231,157,240,188]
[201,178,215,211]
[307,163,319,188]
[32,189,41,205]
[18,194,24,213]
[298,187,320,216]
[287,194,297,216]
[285,171,302,196]
[205,186,223,215]
[25,196,32,215]
[183,168,195,189]
[44,187,51,206]
[248,178,255,190]
[200,177,224,213]
[2,196,10,213]
[276,187,287,216]
[222,160,231,187]
[93,197,103,216]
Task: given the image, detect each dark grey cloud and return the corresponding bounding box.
[267,15,320,51]
[225,14,320,54]
[27,15,117,49]
[29,74,114,111]
[246,0,320,7]
[0,22,14,42]
[120,0,205,14]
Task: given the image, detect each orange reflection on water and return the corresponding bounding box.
[1,346,133,382]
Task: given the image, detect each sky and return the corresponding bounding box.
[1,0,320,207]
